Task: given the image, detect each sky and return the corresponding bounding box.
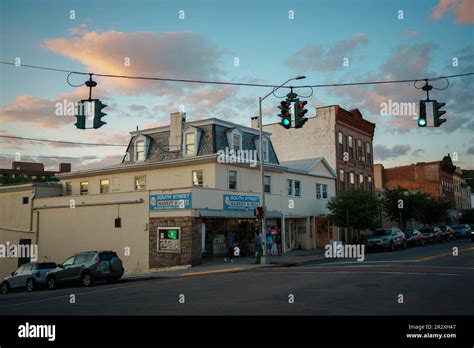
[0,0,473,172]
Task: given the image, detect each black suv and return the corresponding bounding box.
[46,251,124,289]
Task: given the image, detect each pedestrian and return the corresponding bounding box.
[255,230,263,264]
[224,232,234,263]
[266,230,273,256]
[275,232,282,256]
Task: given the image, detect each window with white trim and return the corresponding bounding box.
[184,133,196,156]
[192,170,203,187]
[135,176,146,190]
[228,170,237,190]
[233,133,241,152]
[294,180,301,197]
[287,179,293,196]
[135,140,145,161]
[264,175,271,193]
[316,183,328,199]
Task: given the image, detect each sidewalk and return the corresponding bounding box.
[123,249,326,281]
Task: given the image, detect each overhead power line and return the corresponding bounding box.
[0,135,128,147]
[1,61,473,89]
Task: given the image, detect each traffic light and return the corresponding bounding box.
[433,101,446,127]
[418,101,427,127]
[294,99,308,128]
[93,100,107,129]
[254,206,264,218]
[74,101,86,130]
[278,100,292,129]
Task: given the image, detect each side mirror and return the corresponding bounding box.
[58,264,64,268]
[11,272,15,277]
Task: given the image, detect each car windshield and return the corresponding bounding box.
[419,228,432,234]
[373,229,390,236]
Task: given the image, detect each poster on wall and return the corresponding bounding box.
[223,194,260,210]
[158,227,181,253]
[150,193,192,210]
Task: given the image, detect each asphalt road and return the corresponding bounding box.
[1,239,473,315]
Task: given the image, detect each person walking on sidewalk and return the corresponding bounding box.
[255,230,263,264]
[224,232,234,263]
[275,232,282,256]
[266,231,274,256]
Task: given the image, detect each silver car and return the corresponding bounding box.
[367,227,406,252]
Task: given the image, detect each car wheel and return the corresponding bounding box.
[1,281,10,294]
[26,278,36,292]
[46,276,56,290]
[81,272,93,287]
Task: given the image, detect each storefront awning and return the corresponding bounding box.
[199,209,282,219]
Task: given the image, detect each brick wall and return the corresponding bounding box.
[149,217,202,269]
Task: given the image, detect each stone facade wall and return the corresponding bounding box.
[149,217,202,269]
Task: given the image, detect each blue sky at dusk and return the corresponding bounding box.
[0,0,473,171]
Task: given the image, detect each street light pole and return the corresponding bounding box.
[258,75,305,264]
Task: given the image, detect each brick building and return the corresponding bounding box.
[0,161,71,185]
[262,105,376,193]
[376,155,456,204]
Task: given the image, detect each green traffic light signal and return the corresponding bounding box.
[93,100,107,129]
[278,100,291,129]
[418,101,427,127]
[294,99,308,129]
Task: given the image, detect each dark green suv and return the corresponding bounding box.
[45,250,124,290]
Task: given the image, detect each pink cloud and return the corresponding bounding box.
[432,0,474,23]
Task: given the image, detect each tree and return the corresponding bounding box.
[461,209,474,224]
[327,189,380,240]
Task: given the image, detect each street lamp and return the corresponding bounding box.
[258,75,306,264]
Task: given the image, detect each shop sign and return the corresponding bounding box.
[223,194,260,210]
[150,193,192,210]
[158,227,181,252]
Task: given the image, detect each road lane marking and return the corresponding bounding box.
[420,246,474,262]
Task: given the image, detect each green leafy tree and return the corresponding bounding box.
[327,189,380,240]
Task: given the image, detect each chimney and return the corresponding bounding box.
[169,111,186,150]
[59,163,71,173]
[251,116,260,129]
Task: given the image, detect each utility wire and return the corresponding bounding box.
[0,153,124,160]
[0,135,128,147]
[1,61,473,89]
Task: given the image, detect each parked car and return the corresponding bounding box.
[1,262,57,294]
[367,227,406,252]
[452,224,472,239]
[45,251,124,290]
[418,227,443,243]
[404,228,425,247]
[439,225,456,241]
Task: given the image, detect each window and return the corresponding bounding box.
[359,174,364,189]
[74,254,86,264]
[339,170,345,190]
[100,179,109,194]
[22,197,29,204]
[357,139,363,160]
[233,134,241,152]
[80,181,88,195]
[185,132,196,156]
[62,256,75,266]
[316,183,328,199]
[348,135,354,160]
[228,170,237,190]
[135,176,146,190]
[264,175,271,193]
[350,172,355,189]
[65,182,72,195]
[338,131,344,156]
[287,179,293,196]
[366,143,372,164]
[368,176,373,191]
[263,140,269,162]
[192,170,203,187]
[135,140,145,161]
[294,180,301,197]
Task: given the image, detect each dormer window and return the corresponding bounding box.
[183,126,201,156]
[136,140,145,161]
[233,133,241,151]
[133,134,150,162]
[255,136,269,162]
